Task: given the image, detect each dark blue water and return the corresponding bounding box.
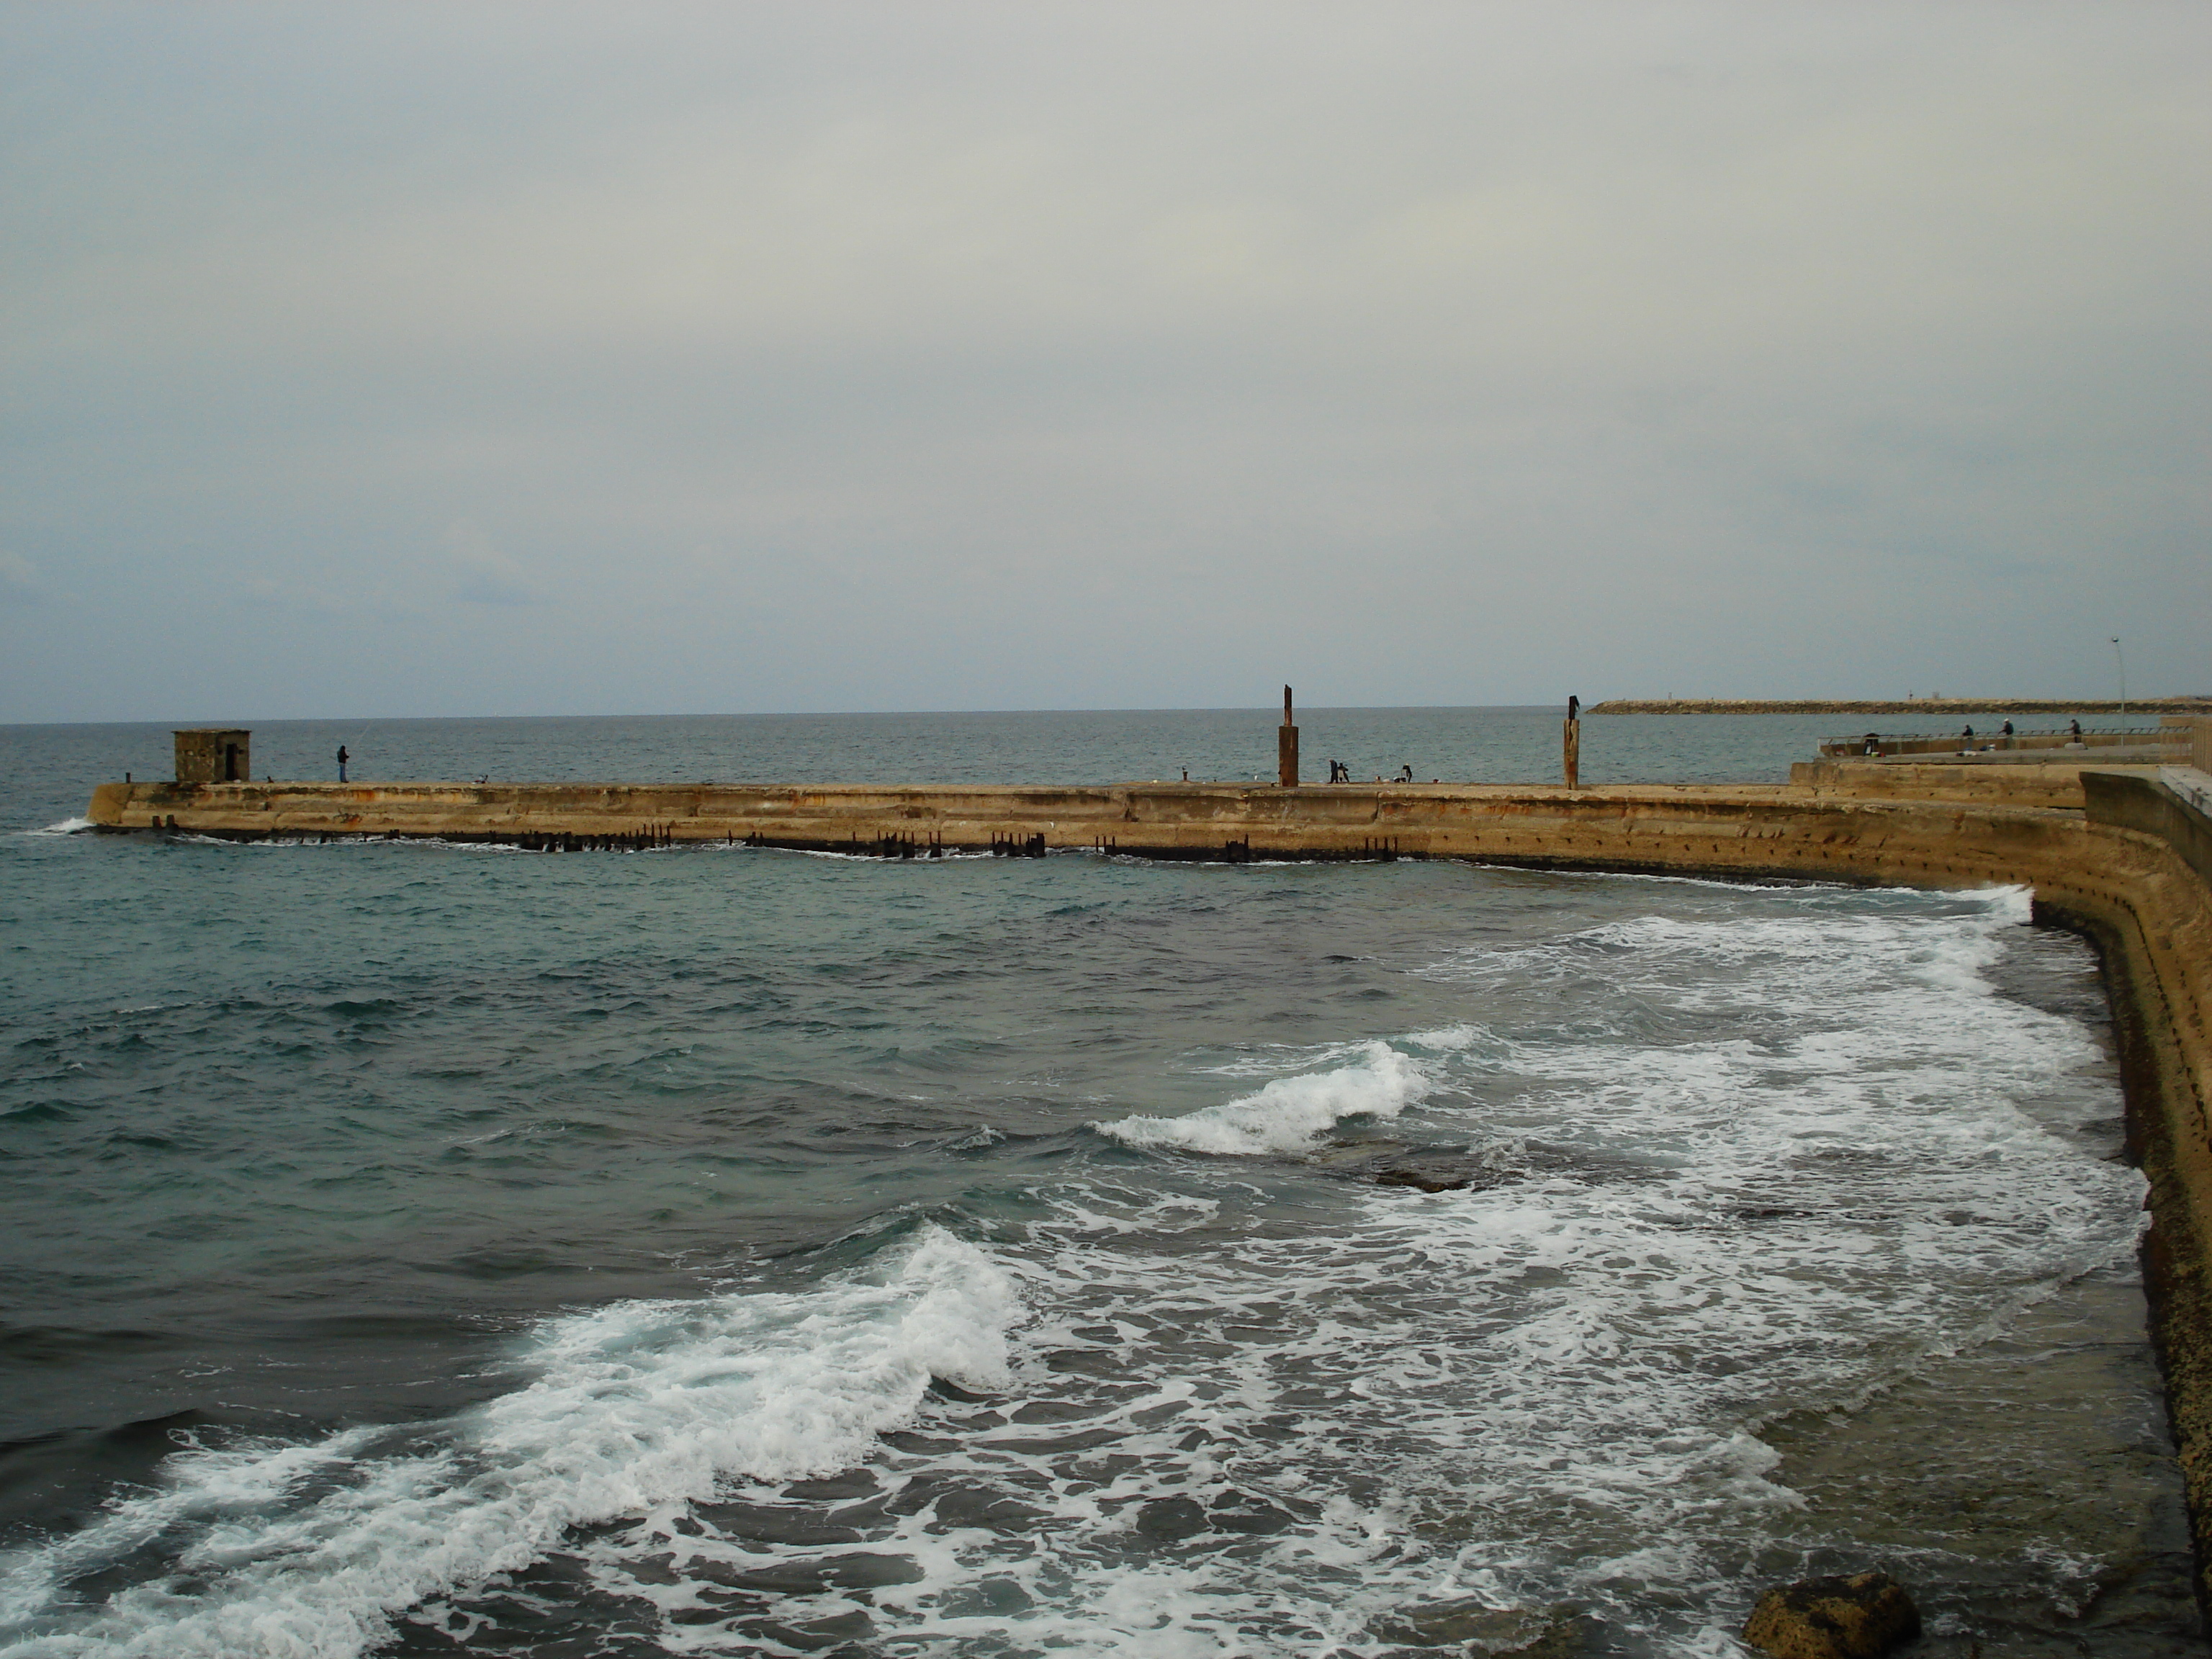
[0,714,2195,1657]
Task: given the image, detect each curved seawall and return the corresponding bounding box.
[84,765,2212,1613]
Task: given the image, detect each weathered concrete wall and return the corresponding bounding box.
[1789,759,2164,809]
[76,771,2166,886]
[2052,769,2212,1609]
[80,768,2212,1611]
[79,775,2098,882]
[2086,770,2212,892]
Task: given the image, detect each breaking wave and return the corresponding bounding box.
[1092,1040,1435,1156]
[0,1227,1014,1658]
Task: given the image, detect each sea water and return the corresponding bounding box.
[0,714,2198,1657]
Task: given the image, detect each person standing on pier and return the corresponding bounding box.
[337,745,349,783]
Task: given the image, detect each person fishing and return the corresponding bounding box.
[337,745,350,783]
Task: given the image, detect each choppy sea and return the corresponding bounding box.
[0,710,2198,1657]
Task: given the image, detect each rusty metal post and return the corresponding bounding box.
[1279,685,1300,787]
[1563,695,1581,790]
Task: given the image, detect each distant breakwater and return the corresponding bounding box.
[1589,697,2211,716]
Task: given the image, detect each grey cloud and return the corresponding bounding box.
[446,523,540,607]
[1,1,2206,721]
[0,552,44,605]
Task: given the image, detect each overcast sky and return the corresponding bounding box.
[2,2,2205,722]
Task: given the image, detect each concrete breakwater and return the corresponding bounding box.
[1590,696,2212,715]
[76,769,2198,894]
[1787,757,2159,808]
[83,766,2212,1614]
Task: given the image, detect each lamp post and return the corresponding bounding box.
[2110,636,2127,716]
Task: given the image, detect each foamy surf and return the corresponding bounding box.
[0,1226,1014,1659]
[1092,1039,1436,1156]
[2,840,2180,1657]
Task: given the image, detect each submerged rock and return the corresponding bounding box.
[1367,1154,1518,1193]
[1373,1166,1475,1192]
[1370,1598,1583,1655]
[1362,1139,1627,1195]
[1741,1571,1920,1659]
[1133,1495,1210,1540]
[1205,1486,1297,1534]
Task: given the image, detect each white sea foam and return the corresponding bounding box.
[561,884,2144,1656]
[0,1226,1014,1659]
[1092,1039,1434,1156]
[21,817,94,837]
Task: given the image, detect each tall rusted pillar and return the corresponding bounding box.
[1278,685,1300,787]
[1563,694,1581,791]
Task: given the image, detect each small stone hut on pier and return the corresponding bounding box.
[174,729,251,785]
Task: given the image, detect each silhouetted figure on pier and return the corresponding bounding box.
[337,745,349,783]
